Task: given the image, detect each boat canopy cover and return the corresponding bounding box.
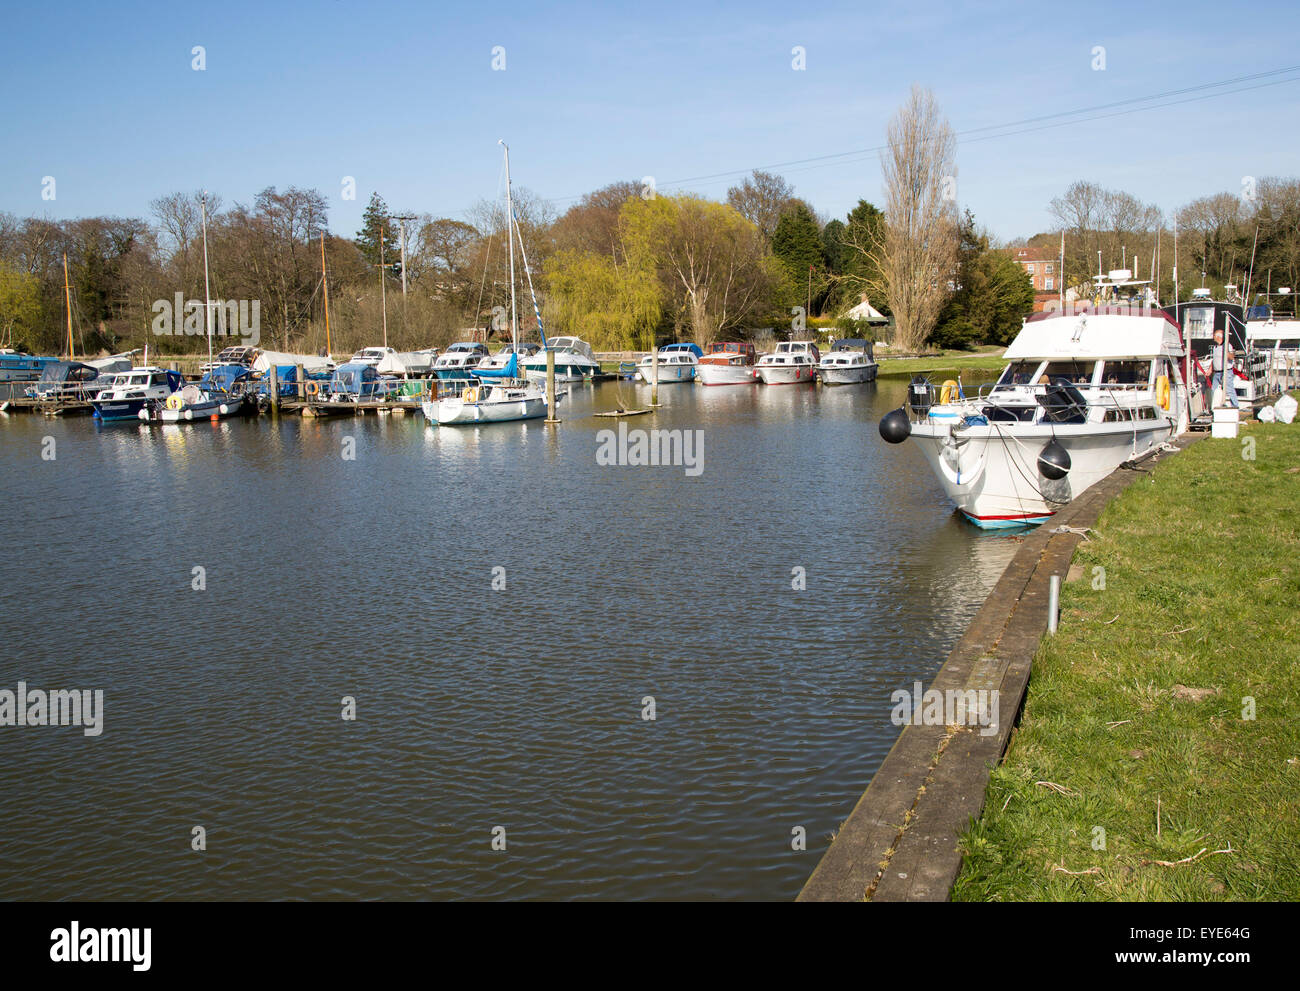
[37,361,99,383]
[832,338,875,352]
[1247,305,1272,320]
[660,343,704,358]
[200,364,254,391]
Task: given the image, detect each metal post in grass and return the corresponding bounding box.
[1048,574,1061,635]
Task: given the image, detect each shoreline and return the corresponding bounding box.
[797,435,1201,901]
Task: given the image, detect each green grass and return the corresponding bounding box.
[876,352,1006,382]
[952,418,1300,901]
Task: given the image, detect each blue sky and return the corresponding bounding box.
[3,0,1298,241]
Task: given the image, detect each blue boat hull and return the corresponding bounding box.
[93,399,149,421]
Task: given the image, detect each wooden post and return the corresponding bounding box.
[269,365,280,413]
[295,364,304,403]
[545,348,559,422]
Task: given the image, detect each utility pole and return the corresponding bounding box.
[392,215,416,296]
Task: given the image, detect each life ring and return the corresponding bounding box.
[305,380,320,396]
[939,379,959,405]
[165,393,185,410]
[462,387,480,403]
[1155,374,1170,410]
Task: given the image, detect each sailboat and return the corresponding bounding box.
[139,194,250,423]
[422,142,553,426]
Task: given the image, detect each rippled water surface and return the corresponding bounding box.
[0,378,1019,900]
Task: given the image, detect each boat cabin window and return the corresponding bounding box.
[1099,360,1152,386]
[1185,306,1215,341]
[998,361,1043,385]
[128,374,149,386]
[1040,360,1097,385]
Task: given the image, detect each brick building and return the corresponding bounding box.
[1011,249,1060,312]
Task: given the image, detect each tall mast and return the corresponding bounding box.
[500,140,518,350]
[380,223,389,348]
[201,192,213,369]
[62,252,74,360]
[320,233,332,357]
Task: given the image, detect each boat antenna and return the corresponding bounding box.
[201,192,213,370]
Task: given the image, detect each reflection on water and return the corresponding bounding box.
[0,379,1018,900]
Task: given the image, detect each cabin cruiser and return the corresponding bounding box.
[521,336,601,383]
[637,343,701,384]
[757,341,820,384]
[348,346,438,377]
[433,342,490,380]
[818,338,878,384]
[200,345,260,374]
[0,350,60,383]
[696,341,758,385]
[473,343,539,377]
[879,305,1190,528]
[1164,289,1270,412]
[91,367,186,421]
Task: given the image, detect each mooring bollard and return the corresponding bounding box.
[1048,574,1060,635]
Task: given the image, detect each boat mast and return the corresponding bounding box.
[380,223,389,348]
[500,140,518,353]
[62,252,74,360]
[320,233,333,358]
[201,193,213,369]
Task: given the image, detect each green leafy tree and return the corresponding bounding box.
[0,262,41,349]
[543,249,662,350]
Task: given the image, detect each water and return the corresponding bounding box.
[0,379,1019,900]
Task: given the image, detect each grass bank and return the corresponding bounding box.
[876,351,1006,382]
[953,417,1300,900]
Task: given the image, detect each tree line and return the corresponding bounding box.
[3,88,1297,358]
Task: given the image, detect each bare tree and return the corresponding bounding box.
[864,85,958,351]
[726,170,795,241]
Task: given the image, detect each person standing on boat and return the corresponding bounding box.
[1210,328,1240,410]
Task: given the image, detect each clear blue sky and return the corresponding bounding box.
[3,0,1297,241]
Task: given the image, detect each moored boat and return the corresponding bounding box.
[433,342,490,380]
[696,341,758,385]
[879,305,1190,528]
[818,338,878,384]
[757,341,819,384]
[521,336,600,383]
[91,367,185,421]
[637,343,700,384]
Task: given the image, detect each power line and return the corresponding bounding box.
[546,64,1300,204]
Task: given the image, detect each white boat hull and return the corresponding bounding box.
[696,363,757,386]
[910,412,1175,527]
[819,364,878,385]
[636,363,696,384]
[757,365,815,385]
[422,393,547,425]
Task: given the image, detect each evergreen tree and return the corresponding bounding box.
[931,209,1034,349]
[355,192,396,266]
[771,202,826,309]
